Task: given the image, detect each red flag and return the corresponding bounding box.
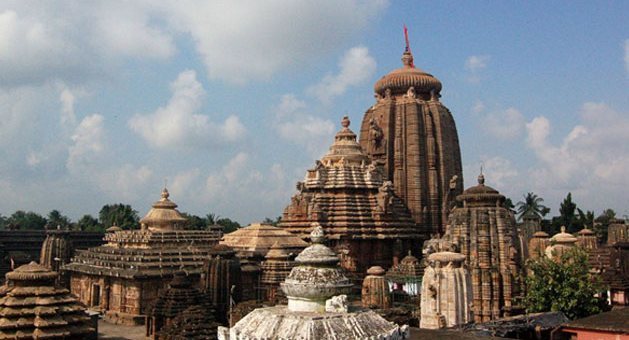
[403,24,414,68]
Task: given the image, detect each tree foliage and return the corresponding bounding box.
[47,210,72,229]
[216,217,240,234]
[524,247,608,320]
[594,209,616,244]
[77,214,103,232]
[5,211,47,230]
[98,204,139,230]
[181,213,207,230]
[516,192,550,221]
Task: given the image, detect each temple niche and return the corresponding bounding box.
[359,45,463,236]
[63,188,221,325]
[279,117,421,276]
[444,173,523,322]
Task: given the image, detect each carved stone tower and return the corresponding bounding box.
[359,44,463,236]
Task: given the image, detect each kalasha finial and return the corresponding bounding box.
[560,225,566,233]
[310,223,325,244]
[341,116,350,128]
[478,164,485,185]
[161,187,170,200]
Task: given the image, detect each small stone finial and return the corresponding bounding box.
[310,223,325,244]
[560,226,566,233]
[477,166,485,186]
[161,187,170,200]
[341,116,350,128]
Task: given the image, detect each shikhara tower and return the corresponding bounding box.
[359,39,463,236]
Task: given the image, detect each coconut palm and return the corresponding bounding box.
[516,192,550,221]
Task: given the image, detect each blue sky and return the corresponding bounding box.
[1,1,627,223]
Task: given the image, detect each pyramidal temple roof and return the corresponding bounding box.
[220,223,308,258]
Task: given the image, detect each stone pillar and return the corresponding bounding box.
[420,251,472,329]
[362,266,391,309]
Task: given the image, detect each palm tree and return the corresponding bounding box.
[516,192,550,221]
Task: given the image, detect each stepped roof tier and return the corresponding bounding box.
[220,227,409,340]
[64,189,221,279]
[0,262,95,339]
[220,223,307,259]
[279,117,420,241]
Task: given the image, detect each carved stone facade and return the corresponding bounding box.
[607,219,628,245]
[40,229,74,287]
[201,244,242,323]
[63,188,221,325]
[157,305,221,340]
[420,251,473,329]
[279,117,421,276]
[446,174,523,322]
[0,262,96,339]
[528,231,550,260]
[359,49,463,236]
[576,228,598,250]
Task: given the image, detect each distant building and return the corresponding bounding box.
[555,308,629,340]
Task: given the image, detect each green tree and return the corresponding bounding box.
[216,217,240,234]
[525,247,608,319]
[47,210,72,229]
[262,216,281,226]
[98,204,139,230]
[7,211,47,230]
[77,215,103,232]
[0,214,7,229]
[593,209,616,244]
[577,209,594,230]
[516,192,550,221]
[181,213,207,230]
[206,213,220,226]
[552,193,579,233]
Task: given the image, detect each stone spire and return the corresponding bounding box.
[280,224,353,313]
[320,116,369,167]
[140,187,187,231]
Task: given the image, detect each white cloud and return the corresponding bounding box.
[525,102,629,212]
[273,94,335,157]
[482,107,525,140]
[308,46,377,104]
[162,1,387,84]
[465,55,490,83]
[128,70,246,149]
[0,4,175,87]
[67,114,105,172]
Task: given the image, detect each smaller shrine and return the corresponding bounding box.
[146,271,213,339]
[386,250,423,296]
[201,244,242,323]
[607,219,628,245]
[218,226,409,340]
[260,241,296,302]
[420,251,473,329]
[157,305,221,340]
[63,188,221,325]
[0,262,96,339]
[528,231,550,260]
[545,226,578,260]
[361,266,391,309]
[40,229,74,287]
[576,228,598,250]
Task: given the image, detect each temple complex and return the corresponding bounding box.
[0,262,96,339]
[279,117,421,276]
[358,43,463,236]
[420,251,473,329]
[218,226,409,340]
[146,271,213,339]
[63,188,221,325]
[445,173,523,321]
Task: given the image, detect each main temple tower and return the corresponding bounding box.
[359,40,463,235]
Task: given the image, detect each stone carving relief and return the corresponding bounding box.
[376,181,395,214]
[368,118,386,155]
[325,294,348,313]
